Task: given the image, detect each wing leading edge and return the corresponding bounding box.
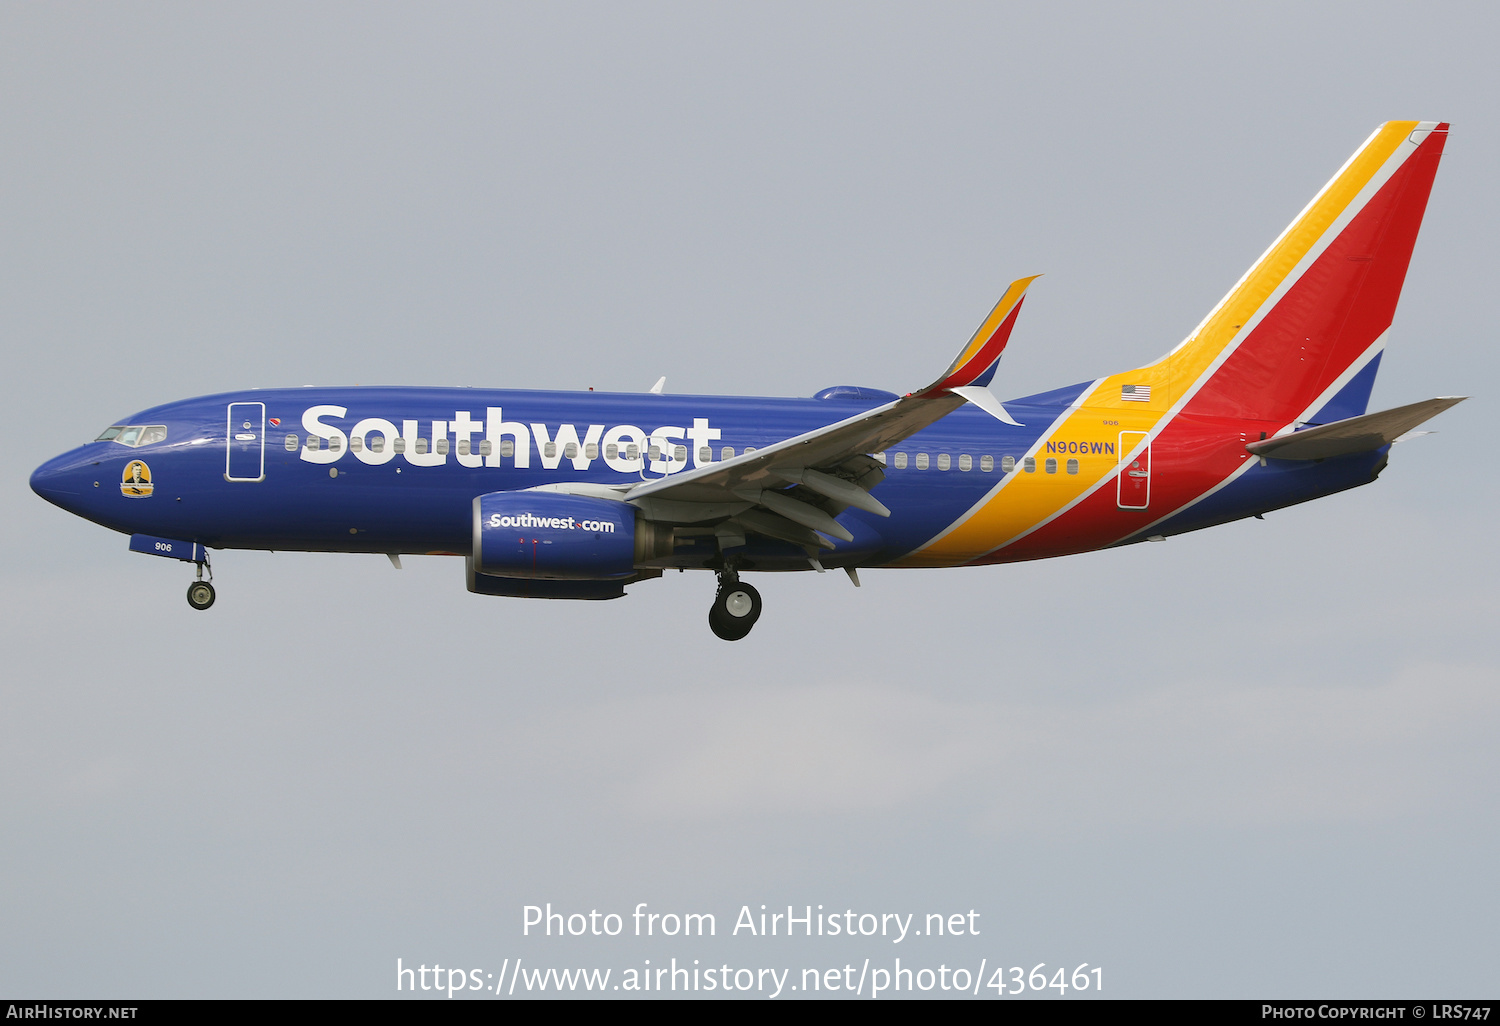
[622,275,1042,551]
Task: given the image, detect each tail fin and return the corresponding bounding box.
[1138,122,1448,424]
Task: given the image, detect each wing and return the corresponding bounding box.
[623,276,1041,551]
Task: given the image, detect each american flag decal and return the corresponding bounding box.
[1121,384,1151,402]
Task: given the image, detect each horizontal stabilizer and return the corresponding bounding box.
[1247,396,1466,461]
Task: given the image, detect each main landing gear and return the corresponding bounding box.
[709,568,761,641]
[186,557,215,610]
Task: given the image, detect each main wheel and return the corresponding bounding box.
[708,581,761,641]
[186,581,216,610]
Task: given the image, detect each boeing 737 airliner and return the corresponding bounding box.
[32,121,1462,639]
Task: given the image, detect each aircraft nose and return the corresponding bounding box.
[30,451,89,509]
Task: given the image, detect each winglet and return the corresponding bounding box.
[916,275,1041,396]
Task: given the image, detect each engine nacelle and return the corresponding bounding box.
[467,560,627,600]
[472,491,666,580]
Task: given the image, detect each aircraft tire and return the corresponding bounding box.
[186,581,216,610]
[709,582,761,640]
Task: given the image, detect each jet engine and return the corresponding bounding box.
[471,491,669,580]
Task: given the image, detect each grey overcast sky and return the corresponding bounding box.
[2,1,1496,999]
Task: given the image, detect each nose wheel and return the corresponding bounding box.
[709,570,761,641]
[186,557,215,610]
[187,580,216,610]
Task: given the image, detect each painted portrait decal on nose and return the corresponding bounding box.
[121,460,154,498]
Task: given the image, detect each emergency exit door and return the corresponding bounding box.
[1117,431,1150,509]
[226,402,266,482]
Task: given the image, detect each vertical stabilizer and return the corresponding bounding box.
[1160,121,1448,423]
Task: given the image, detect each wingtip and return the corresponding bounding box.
[919,274,1043,396]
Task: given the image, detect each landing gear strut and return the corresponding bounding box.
[709,568,761,641]
[186,557,215,610]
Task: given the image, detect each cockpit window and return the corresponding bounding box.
[102,424,169,447]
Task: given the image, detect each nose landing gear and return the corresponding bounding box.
[187,580,216,609]
[709,568,761,641]
[186,557,215,610]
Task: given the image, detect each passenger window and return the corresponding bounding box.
[1045,457,1057,474]
[626,444,640,459]
[117,426,143,447]
[1023,456,1035,473]
[744,446,757,454]
[436,439,450,455]
[1001,455,1015,473]
[479,440,491,457]
[330,437,343,452]
[394,437,407,454]
[959,454,972,471]
[96,426,124,442]
[563,442,578,459]
[648,445,662,461]
[350,436,364,452]
[937,453,951,471]
[138,425,167,445]
[982,455,995,472]
[915,453,929,470]
[585,442,599,459]
[306,436,321,451]
[721,446,735,460]
[605,443,619,459]
[699,446,711,462]
[284,434,298,451]
[1067,458,1079,475]
[457,439,470,456]
[873,452,886,465]
[371,436,385,453]
[416,438,429,454]
[673,445,687,463]
[894,453,908,469]
[499,440,514,458]
[544,442,557,458]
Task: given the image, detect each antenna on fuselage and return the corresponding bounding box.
[649,376,666,394]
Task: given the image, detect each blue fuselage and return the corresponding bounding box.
[31,384,1383,572]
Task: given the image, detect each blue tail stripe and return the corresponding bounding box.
[1308,351,1383,425]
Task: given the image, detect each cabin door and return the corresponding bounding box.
[226,402,267,482]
